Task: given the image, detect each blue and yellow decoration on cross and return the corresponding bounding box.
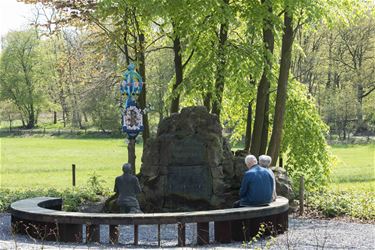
[120,63,144,139]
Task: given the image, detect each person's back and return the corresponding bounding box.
[240,164,274,206]
[259,154,277,201]
[114,163,142,213]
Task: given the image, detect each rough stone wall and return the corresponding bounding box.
[139,106,236,212]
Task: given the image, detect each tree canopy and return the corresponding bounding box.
[1,0,374,191]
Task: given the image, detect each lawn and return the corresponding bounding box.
[0,137,143,190]
[329,144,374,192]
[1,137,374,192]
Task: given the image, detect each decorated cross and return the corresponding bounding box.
[120,63,144,139]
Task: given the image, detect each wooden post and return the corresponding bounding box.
[214,221,231,243]
[58,223,82,242]
[72,164,76,187]
[128,138,136,174]
[197,222,209,245]
[134,224,138,245]
[157,224,161,247]
[109,225,119,244]
[177,223,186,247]
[279,156,283,168]
[299,176,304,216]
[86,224,100,243]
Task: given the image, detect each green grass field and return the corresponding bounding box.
[0,137,142,190]
[329,144,374,191]
[1,137,374,191]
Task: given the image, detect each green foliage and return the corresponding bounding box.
[282,81,333,192]
[242,223,275,250]
[0,187,100,212]
[85,86,121,133]
[308,190,375,220]
[87,171,107,195]
[0,29,47,128]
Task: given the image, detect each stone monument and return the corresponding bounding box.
[137,106,293,212]
[139,106,242,212]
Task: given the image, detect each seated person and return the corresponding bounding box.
[234,155,274,207]
[259,155,277,201]
[114,163,142,213]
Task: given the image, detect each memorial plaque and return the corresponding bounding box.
[170,137,206,165]
[166,165,212,200]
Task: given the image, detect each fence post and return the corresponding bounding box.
[279,156,283,168]
[72,164,76,187]
[299,176,304,216]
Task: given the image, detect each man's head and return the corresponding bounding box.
[244,155,257,169]
[122,163,132,173]
[259,155,272,168]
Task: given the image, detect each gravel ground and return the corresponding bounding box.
[0,213,374,249]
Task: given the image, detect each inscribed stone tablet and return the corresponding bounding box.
[166,165,212,200]
[170,137,206,165]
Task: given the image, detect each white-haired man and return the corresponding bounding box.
[259,155,277,201]
[234,154,274,207]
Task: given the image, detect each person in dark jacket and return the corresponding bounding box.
[114,163,142,213]
[234,155,274,207]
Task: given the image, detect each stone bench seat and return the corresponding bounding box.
[11,196,289,246]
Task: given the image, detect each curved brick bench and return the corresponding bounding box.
[10,196,289,246]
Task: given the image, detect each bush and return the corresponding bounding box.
[307,190,375,220]
[0,187,103,212]
[283,82,333,193]
[87,171,106,195]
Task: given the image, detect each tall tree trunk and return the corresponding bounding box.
[123,31,130,65]
[62,110,66,127]
[8,114,12,131]
[356,82,364,131]
[259,96,269,155]
[244,102,252,152]
[250,0,274,157]
[26,105,35,129]
[203,92,212,112]
[53,111,57,124]
[137,33,150,143]
[20,114,25,127]
[83,112,88,123]
[326,33,333,89]
[170,35,183,114]
[211,0,229,119]
[267,11,294,166]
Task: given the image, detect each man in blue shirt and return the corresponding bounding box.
[234,155,274,207]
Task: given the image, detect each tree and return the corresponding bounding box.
[267,5,294,165]
[250,0,275,157]
[334,16,375,133]
[0,101,20,131]
[0,30,45,128]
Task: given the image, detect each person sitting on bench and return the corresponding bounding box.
[234,155,274,207]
